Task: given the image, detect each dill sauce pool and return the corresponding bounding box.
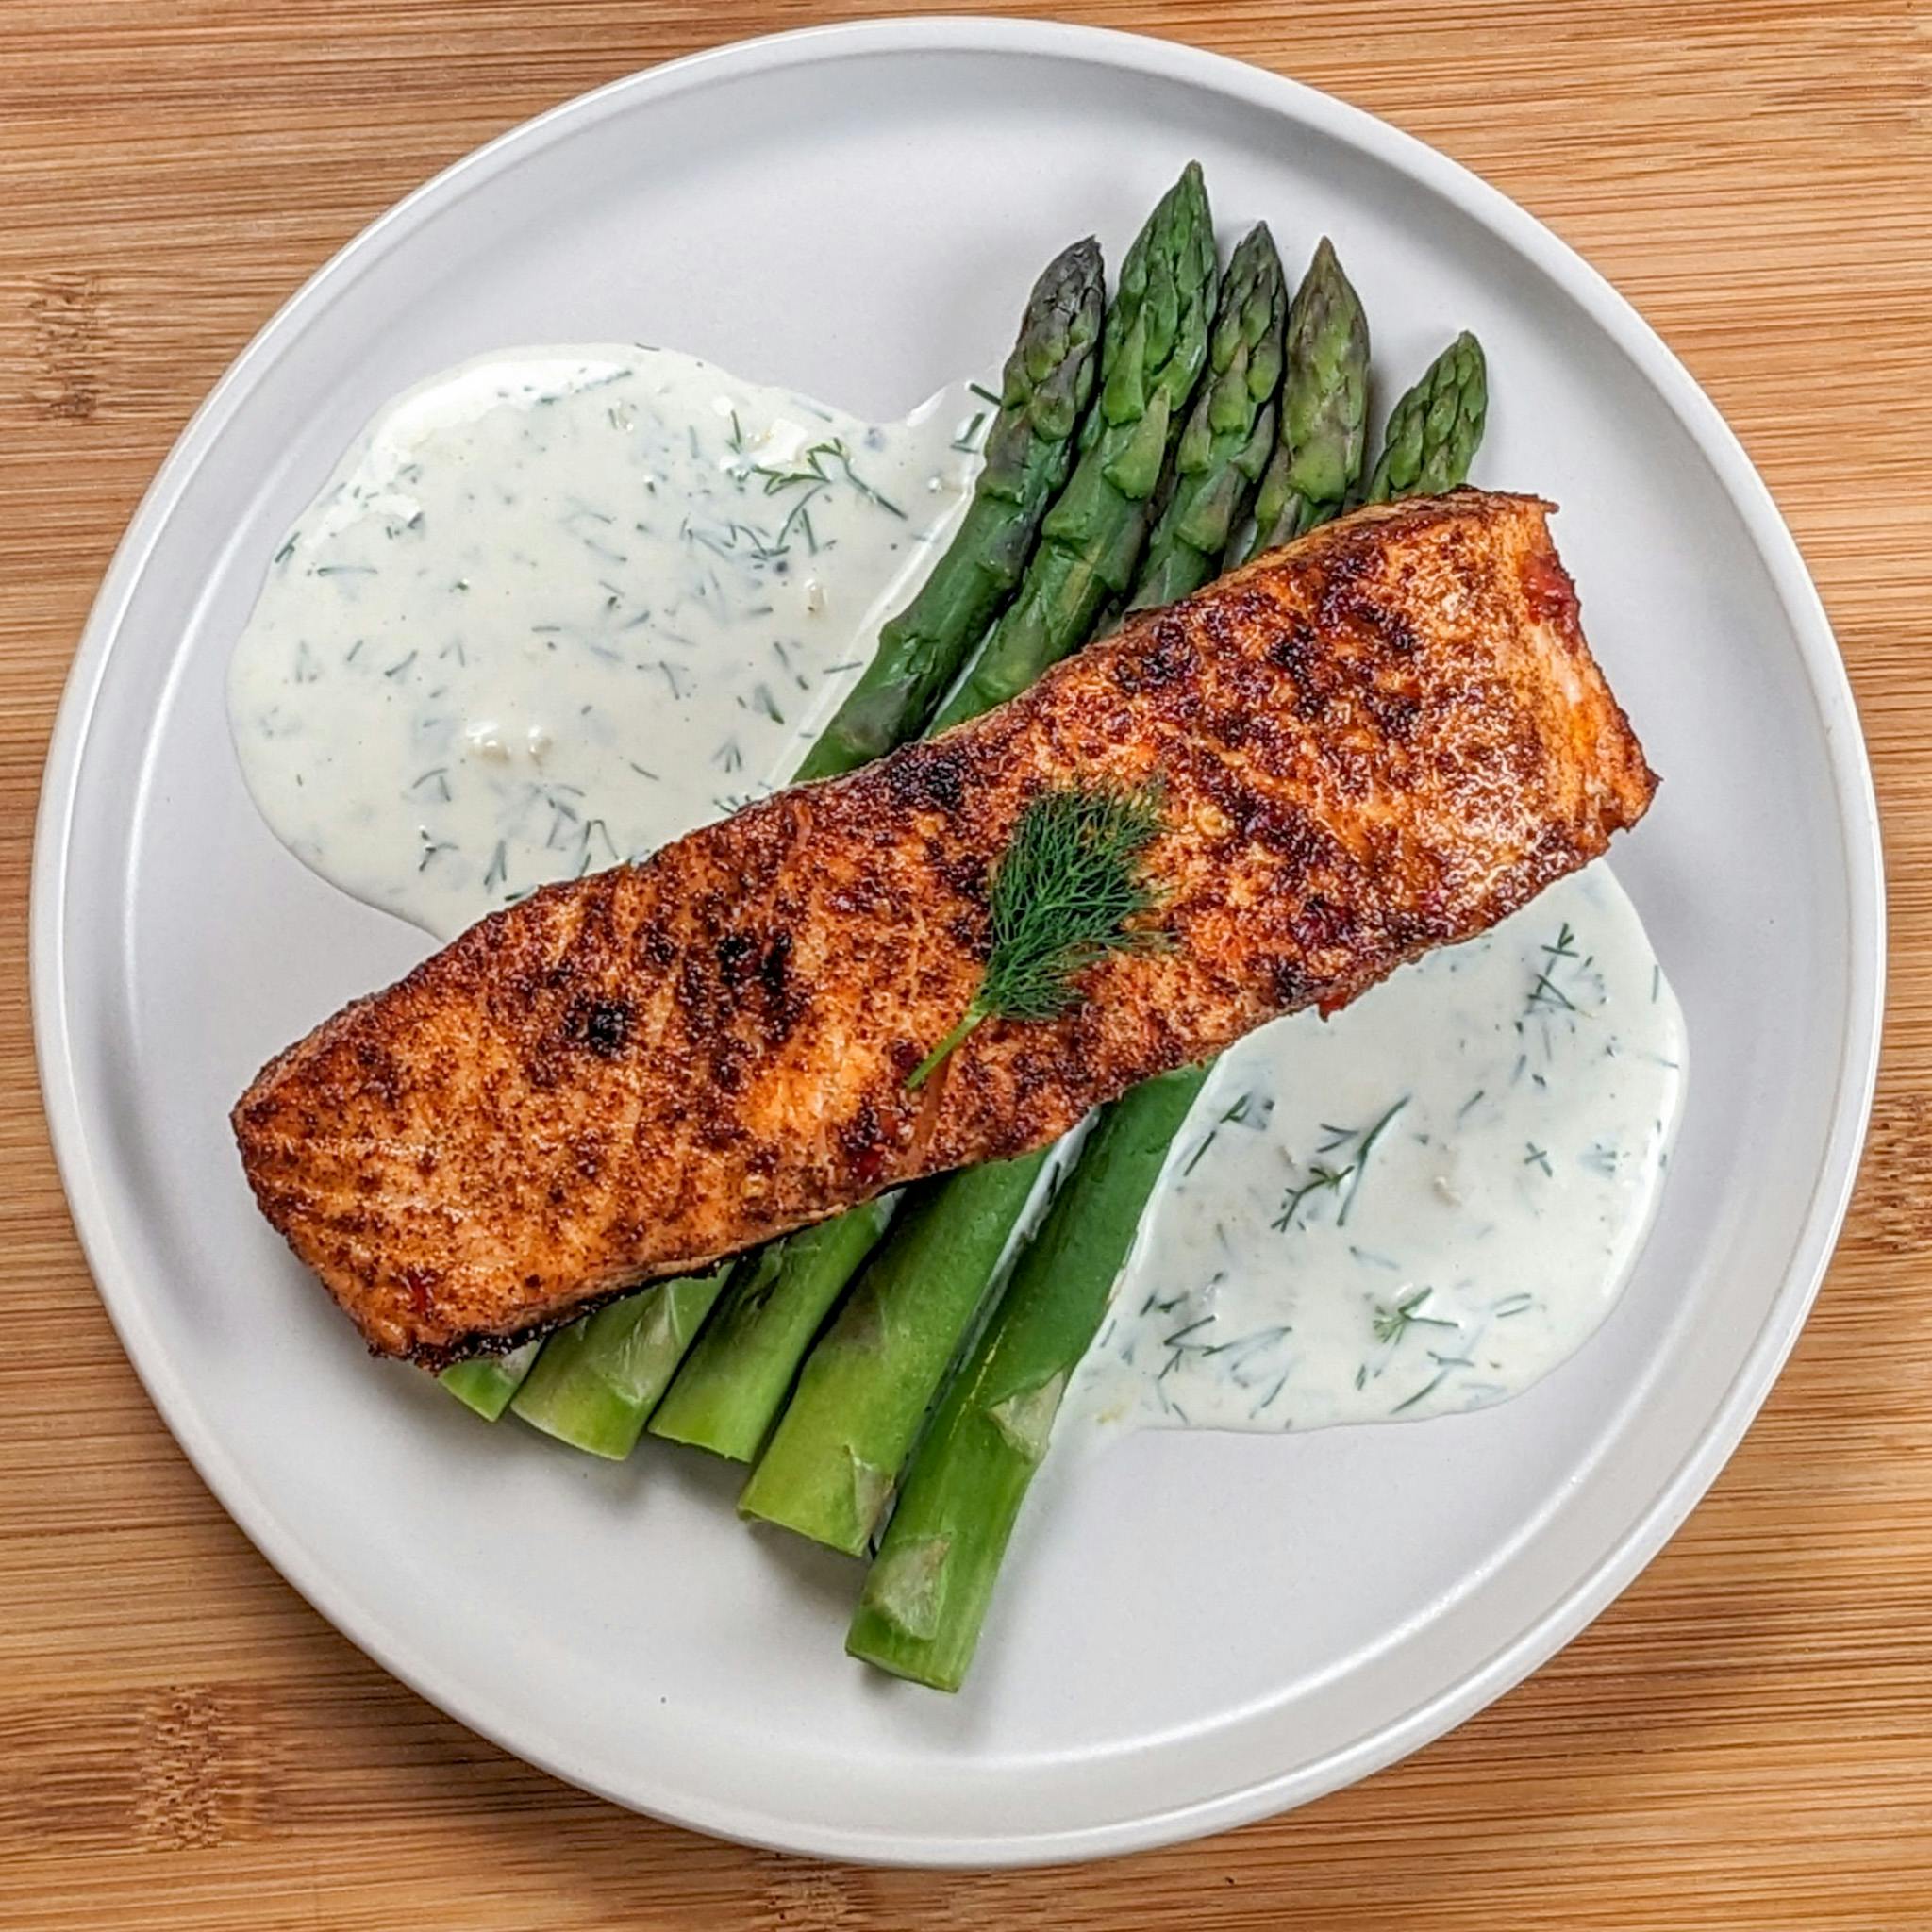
[229,345,1686,1438]
[228,346,985,940]
[1074,865,1686,1437]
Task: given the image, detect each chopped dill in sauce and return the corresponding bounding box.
[1069,864,1687,1438]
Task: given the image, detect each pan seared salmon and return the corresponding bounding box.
[234,490,1656,1364]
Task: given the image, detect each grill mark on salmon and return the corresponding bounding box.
[233,491,1657,1363]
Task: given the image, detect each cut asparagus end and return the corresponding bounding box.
[739,1444,892,1557]
[649,1196,897,1463]
[733,1152,1052,1556]
[858,1534,953,1644]
[438,1338,541,1422]
[847,1066,1212,1690]
[508,1265,732,1459]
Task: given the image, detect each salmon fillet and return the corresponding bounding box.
[234,490,1656,1363]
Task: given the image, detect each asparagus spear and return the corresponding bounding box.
[1237,236,1370,562]
[926,161,1218,729]
[446,239,1105,1431]
[647,172,1218,1466]
[846,1067,1208,1690]
[847,323,1493,1686]
[507,1263,734,1459]
[792,239,1105,780]
[1123,223,1287,615]
[1362,330,1487,503]
[647,1195,896,1462]
[731,184,1236,1545]
[737,1151,1053,1553]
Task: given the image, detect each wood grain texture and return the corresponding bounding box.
[2,1,1928,1924]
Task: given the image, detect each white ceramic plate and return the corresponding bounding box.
[33,19,1881,1865]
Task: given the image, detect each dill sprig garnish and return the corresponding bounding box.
[906,780,1167,1089]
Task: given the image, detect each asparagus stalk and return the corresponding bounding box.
[648,171,1218,1465]
[848,322,1493,1688]
[647,1195,896,1462]
[737,1150,1052,1554]
[507,1263,734,1459]
[1363,330,1487,503]
[1237,236,1370,562]
[1124,223,1288,615]
[730,175,1230,1547]
[446,238,1104,1430]
[722,174,1219,1532]
[793,239,1105,779]
[926,162,1218,729]
[846,1067,1208,1690]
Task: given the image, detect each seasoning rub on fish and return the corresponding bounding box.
[234,490,1657,1364]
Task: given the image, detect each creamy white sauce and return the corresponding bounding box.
[1071,864,1687,1435]
[230,343,1686,1437]
[228,346,985,939]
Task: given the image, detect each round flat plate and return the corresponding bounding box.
[31,18,1882,1866]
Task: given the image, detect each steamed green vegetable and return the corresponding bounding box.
[1363,330,1487,504]
[737,1151,1053,1554]
[1239,236,1370,559]
[507,1264,734,1459]
[647,1197,897,1463]
[848,304,1493,1690]
[439,1341,541,1423]
[793,238,1105,779]
[927,162,1218,728]
[1124,222,1288,614]
[846,1068,1208,1690]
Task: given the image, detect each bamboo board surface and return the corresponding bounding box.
[3,2,1930,1924]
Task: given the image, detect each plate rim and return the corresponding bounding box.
[29,14,1886,1866]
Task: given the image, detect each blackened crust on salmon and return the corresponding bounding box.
[232,491,1657,1363]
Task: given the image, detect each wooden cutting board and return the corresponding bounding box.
[3,2,1928,1924]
